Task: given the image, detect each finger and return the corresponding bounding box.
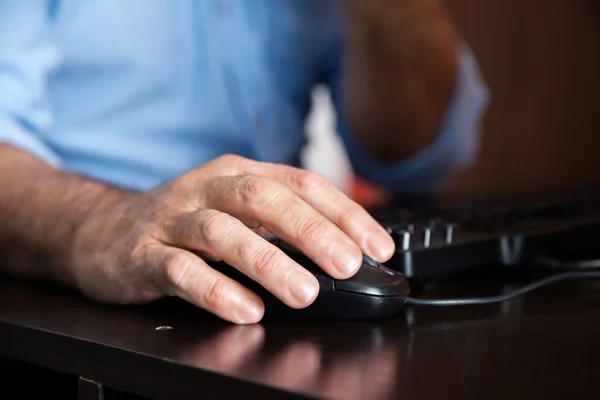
[249,163,395,262]
[185,155,390,261]
[203,175,363,279]
[142,243,264,324]
[167,209,320,308]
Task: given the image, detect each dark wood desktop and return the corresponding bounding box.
[1,264,599,400]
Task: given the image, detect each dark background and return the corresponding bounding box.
[441,0,600,199]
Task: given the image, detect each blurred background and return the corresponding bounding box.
[303,0,600,206]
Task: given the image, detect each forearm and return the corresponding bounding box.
[0,144,128,285]
[341,0,459,164]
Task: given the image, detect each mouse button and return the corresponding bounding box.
[378,264,402,277]
[362,254,380,269]
[314,274,335,291]
[335,267,407,297]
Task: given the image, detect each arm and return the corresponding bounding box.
[341,0,460,164]
[327,1,489,194]
[0,1,118,283]
[0,144,396,323]
[0,145,125,285]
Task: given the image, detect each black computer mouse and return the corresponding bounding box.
[206,237,410,320]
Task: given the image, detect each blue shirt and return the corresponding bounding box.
[0,0,489,193]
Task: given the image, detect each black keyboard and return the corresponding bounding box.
[370,188,600,279]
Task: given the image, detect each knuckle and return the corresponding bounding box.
[282,198,302,216]
[297,216,329,244]
[251,246,282,277]
[238,174,276,205]
[217,154,253,172]
[202,278,228,310]
[204,154,253,176]
[199,210,237,245]
[163,251,195,290]
[338,205,361,227]
[219,153,244,165]
[292,169,327,192]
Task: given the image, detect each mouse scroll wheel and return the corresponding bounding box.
[362,254,380,269]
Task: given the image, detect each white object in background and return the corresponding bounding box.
[302,85,352,194]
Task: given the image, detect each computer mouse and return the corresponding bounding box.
[206,237,410,320]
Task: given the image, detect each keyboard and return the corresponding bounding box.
[370,188,600,279]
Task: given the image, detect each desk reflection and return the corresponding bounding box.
[175,323,403,400]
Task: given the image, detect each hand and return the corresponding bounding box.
[69,154,395,324]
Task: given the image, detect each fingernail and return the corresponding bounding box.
[332,242,362,276]
[235,296,263,324]
[288,272,319,304]
[367,231,395,261]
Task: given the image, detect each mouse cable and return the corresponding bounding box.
[534,254,600,270]
[404,270,600,306]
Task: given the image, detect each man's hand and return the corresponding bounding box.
[0,146,394,324]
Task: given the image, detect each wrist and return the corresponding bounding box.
[65,184,138,286]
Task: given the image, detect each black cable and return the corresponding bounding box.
[404,271,600,306]
[534,254,600,270]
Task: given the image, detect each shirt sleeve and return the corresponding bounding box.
[0,0,63,167]
[329,40,490,195]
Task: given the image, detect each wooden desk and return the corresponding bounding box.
[1,267,599,400]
